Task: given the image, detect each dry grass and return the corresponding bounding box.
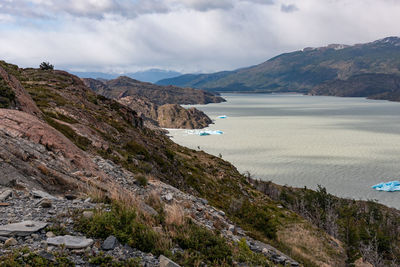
[277,223,346,267]
[165,203,185,226]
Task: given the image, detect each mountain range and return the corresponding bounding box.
[157,37,400,101]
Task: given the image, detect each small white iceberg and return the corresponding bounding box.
[217,115,228,119]
[372,181,400,192]
[186,130,224,136]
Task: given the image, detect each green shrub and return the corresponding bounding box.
[136,175,148,187]
[39,62,54,70]
[0,78,15,108]
[74,203,167,255]
[234,238,267,265]
[89,253,141,267]
[174,220,232,265]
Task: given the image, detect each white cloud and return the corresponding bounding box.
[0,0,400,73]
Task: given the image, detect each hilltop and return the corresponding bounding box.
[157,37,400,101]
[0,60,399,266]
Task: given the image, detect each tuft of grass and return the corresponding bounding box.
[135,175,148,187]
[89,253,141,267]
[233,238,268,265]
[0,248,74,267]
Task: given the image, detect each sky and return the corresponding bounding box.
[0,0,400,74]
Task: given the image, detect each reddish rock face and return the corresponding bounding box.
[0,109,106,193]
[0,66,42,118]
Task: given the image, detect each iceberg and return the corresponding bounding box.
[372,181,400,192]
[186,130,224,136]
[217,115,228,119]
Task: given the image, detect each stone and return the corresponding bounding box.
[159,255,180,267]
[102,235,117,250]
[4,237,17,247]
[82,211,94,219]
[200,198,208,205]
[84,197,92,203]
[46,231,55,238]
[40,199,52,208]
[46,235,94,249]
[165,193,173,202]
[32,190,58,200]
[38,251,55,261]
[31,233,39,240]
[0,220,47,236]
[0,189,12,201]
[139,202,158,217]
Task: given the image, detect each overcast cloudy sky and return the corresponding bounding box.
[0,0,400,73]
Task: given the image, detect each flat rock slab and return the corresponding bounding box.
[47,235,94,249]
[0,220,47,236]
[0,189,12,201]
[160,255,180,267]
[32,190,58,200]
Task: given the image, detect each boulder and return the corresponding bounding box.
[4,237,17,247]
[159,255,180,267]
[102,235,117,250]
[0,220,47,236]
[46,235,93,249]
[165,193,173,202]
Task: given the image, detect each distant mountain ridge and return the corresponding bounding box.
[157,37,400,101]
[72,69,181,83]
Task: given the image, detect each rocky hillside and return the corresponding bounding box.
[84,76,225,105]
[83,77,220,129]
[0,60,398,266]
[157,37,400,98]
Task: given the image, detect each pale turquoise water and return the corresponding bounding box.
[168,94,400,209]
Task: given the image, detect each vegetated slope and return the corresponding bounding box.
[83,77,218,129]
[157,37,400,97]
[309,73,400,101]
[0,60,348,266]
[251,180,400,266]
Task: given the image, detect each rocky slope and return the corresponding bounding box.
[87,76,225,105]
[1,60,398,266]
[157,37,400,98]
[84,77,219,129]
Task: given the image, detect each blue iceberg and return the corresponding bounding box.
[217,115,228,119]
[372,181,400,192]
[186,130,224,136]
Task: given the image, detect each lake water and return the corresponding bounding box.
[168,94,400,209]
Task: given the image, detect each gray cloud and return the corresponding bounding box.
[280,3,299,13]
[0,0,400,74]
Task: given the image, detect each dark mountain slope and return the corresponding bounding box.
[157,37,400,95]
[309,73,400,101]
